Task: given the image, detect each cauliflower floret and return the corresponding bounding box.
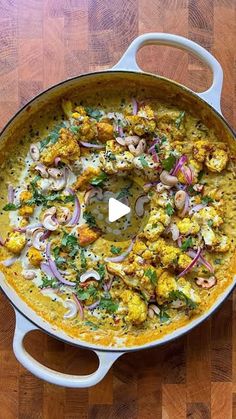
[19,190,34,217]
[149,239,181,268]
[77,224,100,247]
[28,247,43,266]
[120,290,147,324]
[177,218,200,235]
[41,128,80,165]
[156,271,177,304]
[5,231,26,254]
[194,207,223,227]
[105,140,124,154]
[100,150,134,174]
[201,225,217,246]
[97,122,114,142]
[192,140,210,162]
[156,108,186,140]
[73,105,87,118]
[125,114,156,136]
[133,154,159,181]
[132,240,147,255]
[73,167,101,191]
[177,278,201,305]
[151,190,172,209]
[205,149,228,173]
[189,159,203,182]
[214,235,230,252]
[79,118,97,141]
[142,208,171,241]
[178,253,192,270]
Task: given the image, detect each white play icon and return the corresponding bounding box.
[108,197,131,222]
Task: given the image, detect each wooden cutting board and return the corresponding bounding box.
[0,1,235,418]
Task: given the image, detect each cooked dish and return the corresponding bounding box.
[0,94,236,347]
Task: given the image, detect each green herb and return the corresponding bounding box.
[166,203,174,216]
[85,107,103,121]
[207,219,214,227]
[159,310,170,323]
[197,170,204,182]
[169,290,197,309]
[52,246,66,266]
[77,285,98,301]
[84,320,99,330]
[97,263,106,280]
[39,137,50,151]
[106,152,116,161]
[214,258,222,265]
[160,135,167,143]
[175,111,185,129]
[99,297,119,313]
[63,194,75,203]
[162,154,176,171]
[188,185,200,196]
[90,172,108,186]
[116,182,132,200]
[39,123,64,151]
[144,268,157,285]
[70,125,80,134]
[139,155,149,168]
[202,196,214,205]
[61,233,80,257]
[39,275,58,289]
[80,249,87,270]
[181,237,193,251]
[110,245,122,254]
[3,203,21,211]
[83,211,97,228]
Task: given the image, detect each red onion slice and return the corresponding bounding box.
[118,126,124,138]
[178,247,202,278]
[105,240,134,263]
[180,192,190,217]
[72,293,84,319]
[86,300,100,310]
[187,250,214,273]
[67,188,81,226]
[189,204,206,215]
[45,241,76,286]
[79,141,105,149]
[180,166,193,185]
[171,155,188,176]
[54,157,61,166]
[7,185,14,204]
[132,98,138,115]
[0,235,5,246]
[40,262,54,277]
[1,257,18,267]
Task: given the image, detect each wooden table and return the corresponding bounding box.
[0,1,235,418]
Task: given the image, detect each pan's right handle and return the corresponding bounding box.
[13,310,123,388]
[112,33,223,114]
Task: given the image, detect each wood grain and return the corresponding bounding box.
[0,0,236,418]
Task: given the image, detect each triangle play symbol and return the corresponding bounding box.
[108,197,131,223]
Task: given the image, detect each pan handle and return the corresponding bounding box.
[113,33,223,114]
[13,309,123,388]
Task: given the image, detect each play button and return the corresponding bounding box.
[108,198,131,222]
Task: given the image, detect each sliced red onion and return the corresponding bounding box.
[180,192,190,217]
[177,237,183,248]
[45,241,76,286]
[118,126,124,138]
[104,277,113,292]
[40,262,54,277]
[171,155,188,176]
[7,185,14,204]
[67,188,81,226]
[86,300,100,310]
[79,141,105,149]
[189,204,206,215]
[132,98,138,115]
[41,230,51,241]
[15,223,43,233]
[180,166,193,185]
[1,257,18,267]
[84,187,103,205]
[187,250,214,273]
[178,247,202,278]
[104,240,134,263]
[72,293,84,319]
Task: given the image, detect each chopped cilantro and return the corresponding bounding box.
[63,194,75,203]
[85,107,103,121]
[39,275,58,289]
[90,172,107,186]
[169,290,197,309]
[39,137,50,151]
[80,249,87,270]
[39,123,64,151]
[175,111,185,129]
[202,196,214,205]
[76,285,98,301]
[214,258,222,265]
[110,245,122,254]
[181,237,193,251]
[84,321,99,330]
[144,268,157,285]
[3,203,21,211]
[99,297,119,313]
[207,219,214,227]
[97,263,106,280]
[139,155,149,168]
[116,182,132,200]
[166,203,174,216]
[197,170,204,182]
[162,154,176,171]
[83,211,97,228]
[159,310,170,323]
[61,232,80,257]
[70,125,80,134]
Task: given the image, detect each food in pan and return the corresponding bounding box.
[0,95,235,347]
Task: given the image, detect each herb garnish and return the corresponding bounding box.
[83,211,97,228]
[175,111,185,129]
[85,107,103,121]
[90,172,107,186]
[99,297,119,313]
[181,237,193,251]
[162,154,176,171]
[144,268,157,285]
[97,263,106,280]
[169,290,197,309]
[159,309,170,323]
[139,155,149,168]
[202,196,214,205]
[110,245,122,254]
[40,276,58,289]
[166,203,175,216]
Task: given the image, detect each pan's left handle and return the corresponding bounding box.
[13,310,123,388]
[112,33,223,114]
